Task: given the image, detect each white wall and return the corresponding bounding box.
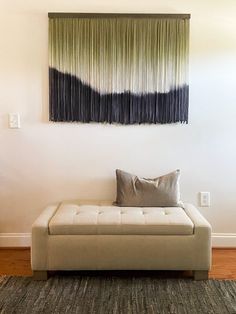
[0,0,236,243]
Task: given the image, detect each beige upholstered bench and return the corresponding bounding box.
[31,200,211,280]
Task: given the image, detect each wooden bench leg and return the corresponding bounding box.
[193,270,209,280]
[33,271,48,281]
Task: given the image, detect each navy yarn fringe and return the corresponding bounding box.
[49,68,189,124]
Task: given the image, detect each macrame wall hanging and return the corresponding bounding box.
[48,13,190,124]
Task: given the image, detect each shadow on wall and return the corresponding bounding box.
[41,60,49,123]
[36,176,116,207]
[0,177,116,232]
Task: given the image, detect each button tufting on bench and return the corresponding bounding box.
[49,203,194,236]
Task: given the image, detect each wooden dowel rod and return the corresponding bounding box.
[48,13,191,19]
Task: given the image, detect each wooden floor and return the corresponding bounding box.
[0,248,235,279]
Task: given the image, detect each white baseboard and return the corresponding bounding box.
[212,233,236,248]
[0,232,235,248]
[0,233,31,247]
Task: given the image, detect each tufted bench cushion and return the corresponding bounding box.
[49,201,194,235]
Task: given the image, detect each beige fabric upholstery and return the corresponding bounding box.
[31,201,212,272]
[31,204,59,270]
[49,202,193,235]
[45,234,210,271]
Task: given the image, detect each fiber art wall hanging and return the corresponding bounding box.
[48,13,190,124]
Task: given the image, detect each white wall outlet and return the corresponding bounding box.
[200,192,211,207]
[9,113,21,129]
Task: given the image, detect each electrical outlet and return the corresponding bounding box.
[9,113,21,129]
[200,192,210,207]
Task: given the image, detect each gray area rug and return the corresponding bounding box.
[0,273,236,314]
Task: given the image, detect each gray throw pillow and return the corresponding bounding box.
[115,169,181,207]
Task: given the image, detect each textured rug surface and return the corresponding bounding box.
[0,274,236,314]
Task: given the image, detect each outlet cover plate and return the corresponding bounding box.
[200,191,210,207]
[9,113,21,129]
